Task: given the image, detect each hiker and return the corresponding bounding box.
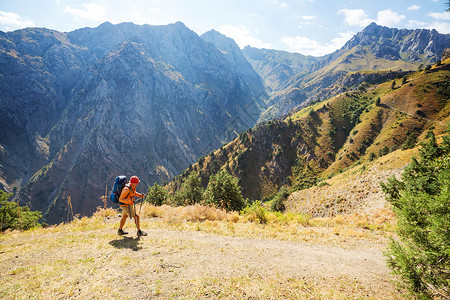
[118,175,147,236]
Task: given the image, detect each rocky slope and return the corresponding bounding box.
[246,23,450,121]
[1,21,448,223]
[0,22,267,223]
[169,58,450,203]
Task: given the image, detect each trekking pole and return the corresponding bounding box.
[133,199,139,231]
[139,194,145,216]
[128,204,133,220]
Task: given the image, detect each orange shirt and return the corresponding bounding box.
[119,185,144,206]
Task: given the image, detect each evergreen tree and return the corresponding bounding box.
[146,182,168,206]
[375,97,381,106]
[205,170,245,211]
[402,75,408,85]
[271,186,289,212]
[402,130,418,150]
[381,130,450,299]
[180,171,204,205]
[0,190,42,231]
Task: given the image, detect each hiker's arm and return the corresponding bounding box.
[136,192,144,198]
[119,186,132,205]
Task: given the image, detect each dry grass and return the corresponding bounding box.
[287,146,418,222]
[0,202,402,299]
[176,274,403,299]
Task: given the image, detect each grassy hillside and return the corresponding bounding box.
[168,58,450,211]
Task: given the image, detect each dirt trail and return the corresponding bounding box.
[0,220,400,299]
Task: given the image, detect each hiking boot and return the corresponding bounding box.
[118,229,128,235]
[137,230,147,236]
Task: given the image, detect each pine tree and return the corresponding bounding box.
[402,75,408,85]
[146,182,168,206]
[381,130,450,299]
[271,186,289,212]
[205,170,245,211]
[180,171,204,205]
[0,190,42,231]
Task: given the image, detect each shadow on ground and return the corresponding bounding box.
[109,236,142,251]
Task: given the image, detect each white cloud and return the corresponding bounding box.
[427,22,450,33]
[376,9,405,27]
[407,5,420,11]
[64,3,107,22]
[338,9,374,27]
[301,15,317,21]
[407,20,427,28]
[281,31,354,56]
[338,8,406,28]
[218,25,272,49]
[0,10,35,31]
[428,12,450,21]
[272,0,288,8]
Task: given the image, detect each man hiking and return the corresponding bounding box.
[118,175,147,236]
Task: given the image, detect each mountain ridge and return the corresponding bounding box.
[245,23,450,121]
[168,58,450,204]
[1,21,448,223]
[1,21,268,223]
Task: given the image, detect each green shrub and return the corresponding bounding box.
[271,186,289,212]
[402,75,408,85]
[241,201,268,224]
[402,130,418,150]
[146,182,168,206]
[379,145,390,157]
[205,170,245,211]
[381,130,450,299]
[0,190,42,231]
[179,171,204,205]
[375,97,381,106]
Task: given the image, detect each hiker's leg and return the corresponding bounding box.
[119,213,127,229]
[134,214,141,231]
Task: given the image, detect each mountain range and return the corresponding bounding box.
[0,21,448,223]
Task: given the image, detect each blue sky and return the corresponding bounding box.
[0,0,449,56]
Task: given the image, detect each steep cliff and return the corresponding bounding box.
[0,22,267,223]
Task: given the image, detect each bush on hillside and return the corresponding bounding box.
[241,201,268,224]
[402,75,408,85]
[0,190,42,231]
[290,156,317,192]
[402,130,418,150]
[179,171,205,205]
[146,182,168,206]
[271,186,289,212]
[381,130,450,299]
[379,145,390,157]
[205,170,245,211]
